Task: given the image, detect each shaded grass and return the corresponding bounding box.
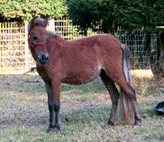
[0,70,164,141]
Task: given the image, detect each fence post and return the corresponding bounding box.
[25,22,29,72]
[47,18,55,32]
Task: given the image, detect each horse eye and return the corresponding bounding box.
[33,36,38,41]
[30,35,38,42]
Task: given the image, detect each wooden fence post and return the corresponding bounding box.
[25,22,29,72]
[47,18,55,32]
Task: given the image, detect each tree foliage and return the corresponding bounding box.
[67,0,117,35]
[119,0,164,32]
[0,0,68,23]
[67,0,164,34]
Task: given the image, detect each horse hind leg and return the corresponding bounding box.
[100,69,119,126]
[104,69,141,126]
[102,47,141,126]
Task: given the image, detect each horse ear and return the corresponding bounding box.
[29,17,42,30]
[31,17,38,27]
[28,17,50,34]
[28,17,38,34]
[43,17,51,28]
[30,17,48,28]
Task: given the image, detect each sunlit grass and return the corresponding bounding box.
[131,69,154,79]
[130,70,162,98]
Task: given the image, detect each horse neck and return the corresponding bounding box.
[56,35,67,43]
[47,35,67,56]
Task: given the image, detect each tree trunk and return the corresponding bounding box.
[149,29,164,78]
[158,29,164,73]
[84,29,88,36]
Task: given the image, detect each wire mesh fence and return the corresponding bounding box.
[116,29,157,69]
[0,19,158,74]
[55,17,81,41]
[0,22,35,74]
[54,17,98,40]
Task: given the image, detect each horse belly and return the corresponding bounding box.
[62,67,101,85]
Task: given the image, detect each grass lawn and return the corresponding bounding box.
[0,70,164,142]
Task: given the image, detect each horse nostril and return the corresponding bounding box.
[38,53,49,64]
[42,54,49,60]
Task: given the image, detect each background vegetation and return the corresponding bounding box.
[67,0,164,35]
[0,0,67,23]
[1,0,163,33]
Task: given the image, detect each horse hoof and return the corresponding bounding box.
[101,123,114,129]
[133,124,141,129]
[133,120,142,129]
[46,127,60,133]
[134,119,142,126]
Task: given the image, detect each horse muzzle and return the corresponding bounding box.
[38,52,49,65]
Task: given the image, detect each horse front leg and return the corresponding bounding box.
[45,80,61,133]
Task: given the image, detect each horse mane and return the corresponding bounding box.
[47,30,59,39]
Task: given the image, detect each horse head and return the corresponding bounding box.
[28,17,50,65]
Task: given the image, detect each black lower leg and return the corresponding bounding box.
[100,69,119,125]
[108,100,118,126]
[49,103,60,129]
[54,103,60,129]
[49,104,55,128]
[132,100,141,125]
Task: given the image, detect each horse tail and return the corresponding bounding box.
[119,44,134,124]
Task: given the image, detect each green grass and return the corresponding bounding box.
[0,70,164,141]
